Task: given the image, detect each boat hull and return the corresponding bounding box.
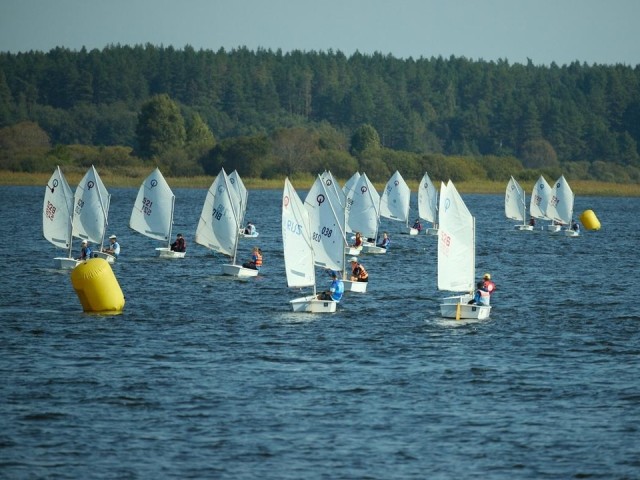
[440,295,491,320]
[222,264,259,277]
[156,247,186,259]
[361,244,387,254]
[53,257,80,270]
[564,229,580,237]
[514,224,534,231]
[544,224,563,233]
[93,251,116,263]
[409,228,420,236]
[343,280,367,293]
[425,228,439,236]
[290,295,337,313]
[345,246,362,256]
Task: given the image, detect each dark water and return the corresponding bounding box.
[1,185,639,479]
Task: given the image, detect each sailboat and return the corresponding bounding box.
[283,178,337,313]
[437,180,491,320]
[416,172,439,235]
[195,168,258,277]
[379,170,411,234]
[320,171,360,258]
[72,165,115,263]
[505,176,534,231]
[529,175,555,231]
[546,175,579,237]
[229,170,259,238]
[347,173,386,254]
[43,166,79,269]
[129,168,185,258]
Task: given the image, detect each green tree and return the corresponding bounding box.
[350,124,380,156]
[520,138,559,169]
[186,113,216,148]
[135,94,186,159]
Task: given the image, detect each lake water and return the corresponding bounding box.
[1,185,639,479]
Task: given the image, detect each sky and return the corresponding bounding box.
[1,0,639,66]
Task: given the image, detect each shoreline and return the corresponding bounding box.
[2,170,640,196]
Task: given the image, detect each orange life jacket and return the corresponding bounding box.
[254,252,263,267]
[354,263,368,280]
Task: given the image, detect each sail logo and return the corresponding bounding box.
[150,179,158,188]
[316,194,325,206]
[45,201,56,221]
[47,178,59,194]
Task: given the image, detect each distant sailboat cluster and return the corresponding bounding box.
[43,166,595,319]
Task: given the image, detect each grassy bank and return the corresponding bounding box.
[3,170,640,196]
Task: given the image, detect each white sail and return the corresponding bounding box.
[418,172,438,224]
[43,166,74,255]
[282,178,315,289]
[304,175,345,272]
[546,175,574,225]
[195,168,238,257]
[505,176,526,223]
[437,180,475,293]
[379,170,411,223]
[228,170,248,226]
[346,173,380,240]
[72,165,110,246]
[529,175,552,220]
[129,168,175,245]
[320,170,345,210]
[342,172,361,197]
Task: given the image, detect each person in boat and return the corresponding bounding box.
[529,216,536,227]
[242,246,263,270]
[170,233,186,252]
[244,222,256,236]
[571,220,580,232]
[468,281,490,306]
[317,270,344,302]
[412,218,422,232]
[353,232,363,248]
[349,257,368,282]
[77,239,92,260]
[376,232,390,249]
[482,273,496,295]
[102,234,120,258]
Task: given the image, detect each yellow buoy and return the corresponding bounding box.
[70,258,125,313]
[579,209,601,231]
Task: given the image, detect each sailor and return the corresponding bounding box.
[349,257,369,282]
[78,239,92,260]
[482,273,496,295]
[468,281,490,306]
[103,234,120,258]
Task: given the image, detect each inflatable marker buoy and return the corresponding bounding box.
[70,258,125,313]
[579,209,601,231]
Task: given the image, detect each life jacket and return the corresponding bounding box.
[483,280,496,294]
[254,252,263,267]
[354,263,368,280]
[478,289,490,306]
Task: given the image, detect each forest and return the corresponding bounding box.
[1,44,639,184]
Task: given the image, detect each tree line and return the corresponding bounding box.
[1,44,639,183]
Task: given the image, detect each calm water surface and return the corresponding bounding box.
[1,185,639,479]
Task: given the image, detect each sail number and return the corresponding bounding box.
[74,198,84,215]
[212,203,226,221]
[142,196,153,216]
[312,227,333,242]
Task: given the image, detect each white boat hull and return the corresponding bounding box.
[53,257,80,270]
[440,295,491,320]
[290,294,337,313]
[425,228,439,236]
[564,229,580,237]
[343,280,367,293]
[545,224,563,233]
[409,228,420,236]
[222,264,259,277]
[156,247,186,259]
[345,246,362,256]
[514,224,534,231]
[93,251,115,263]
[238,229,259,238]
[361,244,387,254]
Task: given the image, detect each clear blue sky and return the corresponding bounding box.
[1,0,639,66]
